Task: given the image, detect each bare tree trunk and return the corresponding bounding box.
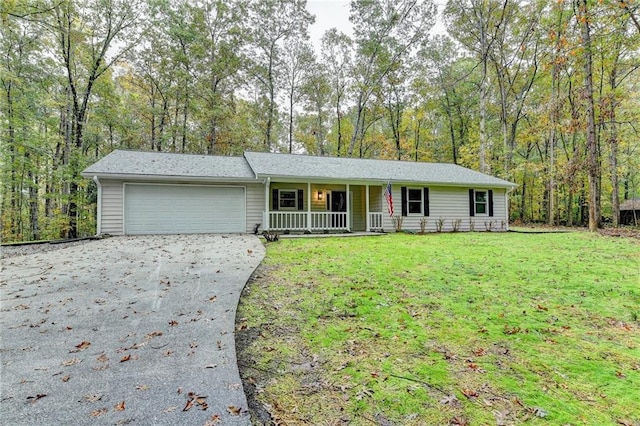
[575,0,600,231]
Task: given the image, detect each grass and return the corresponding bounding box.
[236,232,640,425]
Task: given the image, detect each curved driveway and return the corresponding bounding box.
[1,234,264,425]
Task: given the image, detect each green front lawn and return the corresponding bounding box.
[237,232,640,425]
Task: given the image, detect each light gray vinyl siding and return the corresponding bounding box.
[351,186,366,231]
[383,185,509,232]
[100,179,124,234]
[245,183,264,233]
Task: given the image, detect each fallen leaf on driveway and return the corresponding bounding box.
[227,405,241,415]
[62,375,70,382]
[61,358,80,366]
[204,415,221,425]
[209,296,217,302]
[73,341,91,352]
[169,320,178,326]
[120,354,131,362]
[96,353,108,363]
[83,394,103,402]
[182,399,194,412]
[90,408,108,417]
[26,394,47,403]
[114,401,125,411]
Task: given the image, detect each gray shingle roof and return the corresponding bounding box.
[620,199,640,211]
[244,151,515,187]
[82,149,516,188]
[81,150,256,180]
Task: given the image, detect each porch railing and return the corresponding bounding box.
[269,212,307,231]
[369,212,383,231]
[267,211,383,232]
[311,212,347,230]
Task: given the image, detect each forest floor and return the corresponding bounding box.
[236,231,640,425]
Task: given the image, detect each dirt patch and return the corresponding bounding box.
[598,227,640,240]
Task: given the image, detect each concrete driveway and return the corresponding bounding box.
[1,234,265,425]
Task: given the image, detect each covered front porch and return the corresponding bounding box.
[262,181,385,233]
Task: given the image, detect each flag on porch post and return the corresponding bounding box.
[384,180,394,217]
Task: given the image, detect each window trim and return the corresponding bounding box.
[278,189,298,211]
[406,187,424,216]
[473,189,489,216]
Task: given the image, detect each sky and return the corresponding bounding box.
[305,0,448,53]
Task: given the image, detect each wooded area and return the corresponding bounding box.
[2,0,639,242]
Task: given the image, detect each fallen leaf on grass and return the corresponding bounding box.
[618,419,636,426]
[227,405,241,415]
[114,401,125,411]
[472,348,486,357]
[615,371,626,379]
[450,415,469,426]
[536,304,548,311]
[90,408,108,417]
[26,394,47,403]
[461,388,479,398]
[439,394,461,408]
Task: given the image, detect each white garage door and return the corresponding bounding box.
[124,184,245,234]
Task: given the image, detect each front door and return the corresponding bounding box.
[331,191,347,228]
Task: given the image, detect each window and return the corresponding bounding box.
[279,189,297,210]
[407,188,423,214]
[475,190,487,215]
[401,187,429,216]
[469,189,493,217]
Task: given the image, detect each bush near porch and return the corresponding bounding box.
[237,232,640,425]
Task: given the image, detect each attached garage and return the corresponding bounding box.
[124,184,246,234]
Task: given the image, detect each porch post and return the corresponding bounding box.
[346,183,350,231]
[264,177,270,230]
[307,182,312,233]
[365,184,370,232]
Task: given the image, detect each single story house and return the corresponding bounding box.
[620,198,640,226]
[81,150,516,235]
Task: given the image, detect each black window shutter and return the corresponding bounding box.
[272,189,279,211]
[423,187,430,216]
[488,189,494,217]
[297,189,304,210]
[469,189,475,216]
[401,186,407,216]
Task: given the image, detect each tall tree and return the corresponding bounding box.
[348,0,436,157]
[282,39,314,153]
[246,0,314,150]
[46,0,145,237]
[573,0,600,231]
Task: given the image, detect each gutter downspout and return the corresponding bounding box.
[93,176,102,236]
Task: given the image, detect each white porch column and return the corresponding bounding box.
[365,184,370,232]
[264,177,270,230]
[346,183,350,231]
[307,182,312,232]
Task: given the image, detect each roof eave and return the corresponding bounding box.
[81,172,259,183]
[254,173,516,188]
